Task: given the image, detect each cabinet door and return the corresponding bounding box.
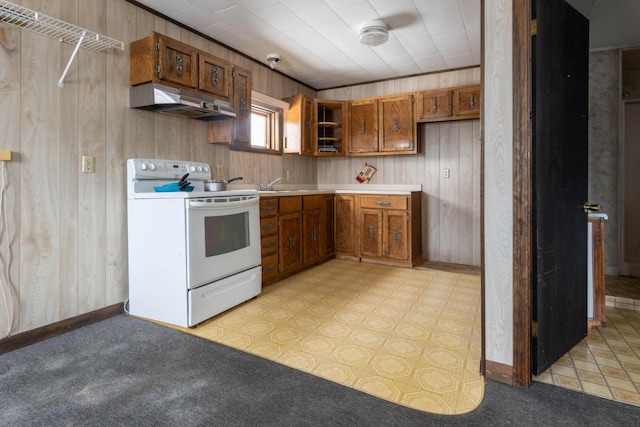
[384,211,409,261]
[301,96,315,155]
[279,213,302,274]
[360,209,383,258]
[231,66,252,146]
[348,99,378,153]
[283,94,313,155]
[379,94,415,153]
[303,211,321,265]
[322,195,335,258]
[454,86,481,118]
[415,90,453,122]
[157,36,197,88]
[199,53,231,100]
[335,195,356,254]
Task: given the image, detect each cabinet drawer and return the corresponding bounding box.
[260,217,278,236]
[303,195,324,211]
[360,195,407,210]
[261,234,278,256]
[260,199,278,217]
[279,196,302,213]
[262,254,279,283]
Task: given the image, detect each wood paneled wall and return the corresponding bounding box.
[317,68,482,266]
[0,0,314,337]
[0,0,479,338]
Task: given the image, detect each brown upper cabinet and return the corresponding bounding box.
[347,94,416,156]
[130,32,252,147]
[230,66,252,147]
[453,85,481,118]
[208,66,252,146]
[284,96,345,156]
[415,89,452,121]
[131,32,198,88]
[284,94,315,155]
[315,99,345,156]
[415,84,481,123]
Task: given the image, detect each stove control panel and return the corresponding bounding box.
[128,158,211,180]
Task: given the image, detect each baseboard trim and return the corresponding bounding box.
[0,303,124,356]
[485,360,515,386]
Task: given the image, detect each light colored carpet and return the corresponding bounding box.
[178,259,484,415]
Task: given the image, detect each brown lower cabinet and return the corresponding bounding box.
[260,191,421,285]
[337,192,422,267]
[260,194,335,285]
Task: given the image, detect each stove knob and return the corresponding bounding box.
[189,166,196,172]
[202,166,209,173]
[148,163,156,171]
[196,166,203,172]
[140,163,147,171]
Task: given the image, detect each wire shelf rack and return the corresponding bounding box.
[0,0,124,86]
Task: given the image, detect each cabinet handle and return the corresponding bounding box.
[393,117,399,132]
[470,92,476,109]
[240,96,247,115]
[311,228,316,242]
[176,52,183,77]
[394,227,399,243]
[262,223,275,230]
[375,201,391,206]
[263,264,276,272]
[261,205,275,211]
[305,119,311,131]
[433,97,438,113]
[262,242,276,249]
[289,233,295,250]
[369,225,374,241]
[361,120,365,134]
[212,66,218,87]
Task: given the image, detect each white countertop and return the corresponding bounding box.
[231,183,422,196]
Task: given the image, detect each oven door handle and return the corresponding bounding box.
[188,198,258,209]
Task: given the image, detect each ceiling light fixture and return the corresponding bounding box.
[359,20,389,46]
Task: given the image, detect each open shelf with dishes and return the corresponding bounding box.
[315,100,345,156]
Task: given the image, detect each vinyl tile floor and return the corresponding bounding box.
[534,275,640,407]
[178,259,484,415]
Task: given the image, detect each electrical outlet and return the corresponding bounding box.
[286,169,291,180]
[216,164,223,177]
[443,168,451,179]
[82,155,95,173]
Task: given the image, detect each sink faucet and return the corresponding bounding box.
[264,177,283,191]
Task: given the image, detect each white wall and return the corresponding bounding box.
[588,50,620,275]
[483,0,514,366]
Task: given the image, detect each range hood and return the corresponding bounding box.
[129,83,236,121]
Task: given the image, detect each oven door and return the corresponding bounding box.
[185,195,260,289]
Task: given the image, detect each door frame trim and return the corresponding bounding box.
[512,0,533,387]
